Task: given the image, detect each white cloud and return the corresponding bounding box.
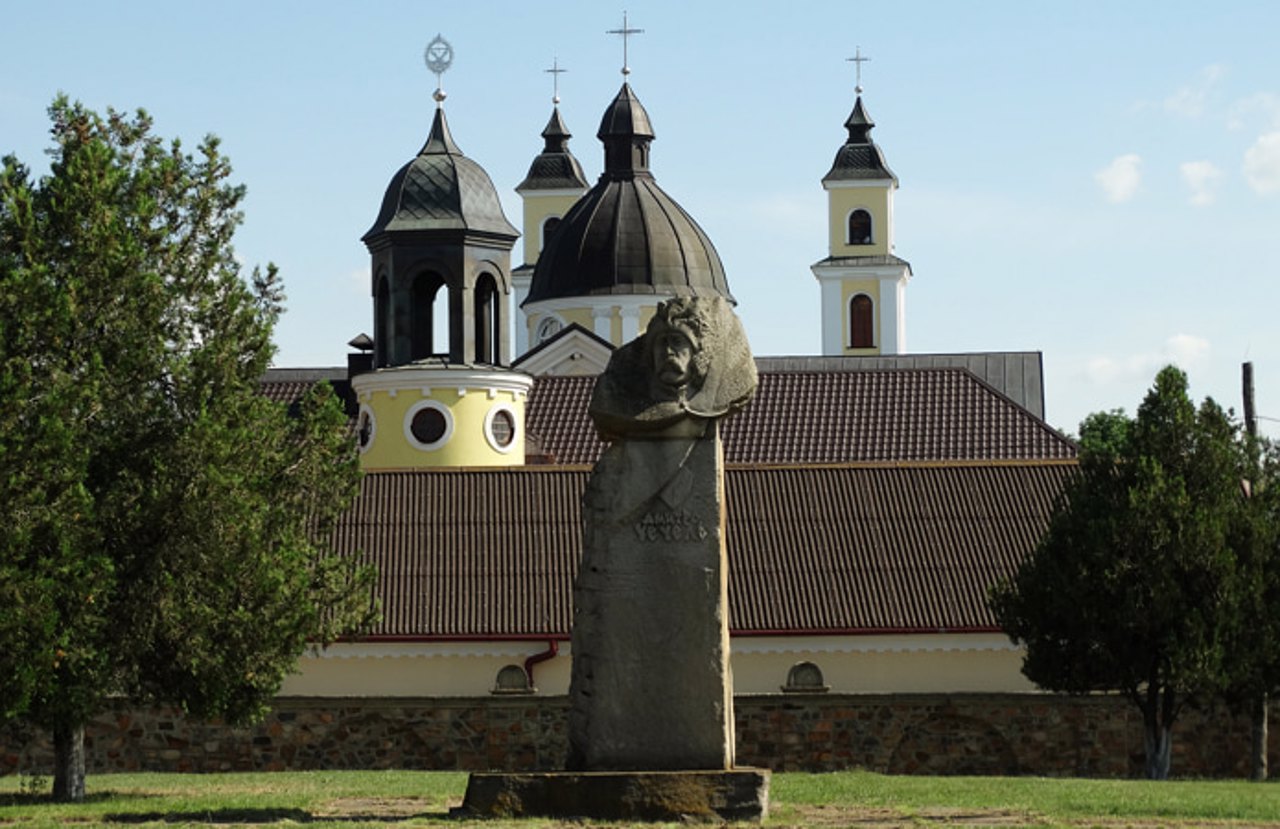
[1227,92,1280,131]
[1164,64,1226,118]
[1179,160,1223,206]
[1095,154,1142,203]
[1243,132,1280,195]
[1084,334,1211,385]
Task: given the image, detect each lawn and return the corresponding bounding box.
[1,770,1278,827]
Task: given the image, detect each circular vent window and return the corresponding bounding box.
[403,401,453,450]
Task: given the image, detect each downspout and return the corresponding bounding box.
[524,640,559,688]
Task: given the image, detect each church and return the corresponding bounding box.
[261,35,1077,702]
[17,39,1262,780]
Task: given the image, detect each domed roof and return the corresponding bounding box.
[363,107,517,243]
[524,84,733,305]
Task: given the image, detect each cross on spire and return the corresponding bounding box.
[607,11,644,77]
[846,46,870,94]
[545,57,567,104]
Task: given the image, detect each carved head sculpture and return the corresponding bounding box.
[590,297,757,439]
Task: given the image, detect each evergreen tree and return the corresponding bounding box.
[991,366,1251,779]
[0,98,377,800]
[1220,438,1280,780]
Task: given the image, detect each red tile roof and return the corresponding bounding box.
[527,369,1076,466]
[335,461,1074,640]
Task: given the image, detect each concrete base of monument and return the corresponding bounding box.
[456,768,771,823]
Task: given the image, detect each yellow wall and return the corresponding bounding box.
[282,635,1036,698]
[839,278,881,355]
[732,643,1036,694]
[358,383,527,469]
[283,644,571,697]
[828,185,891,257]
[520,194,582,264]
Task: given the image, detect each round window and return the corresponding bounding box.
[410,407,447,445]
[484,404,519,454]
[535,316,563,344]
[356,405,376,453]
[491,410,514,447]
[403,401,453,451]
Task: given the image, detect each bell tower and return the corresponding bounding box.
[352,36,532,470]
[811,49,912,356]
[512,59,590,356]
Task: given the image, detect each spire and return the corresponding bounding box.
[823,93,896,185]
[420,106,463,156]
[516,104,588,192]
[542,107,572,153]
[843,96,875,144]
[598,83,654,176]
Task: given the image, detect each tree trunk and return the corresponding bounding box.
[1143,723,1173,780]
[1251,693,1269,782]
[1140,683,1175,780]
[52,724,86,802]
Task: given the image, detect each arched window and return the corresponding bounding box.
[541,215,561,250]
[848,209,873,245]
[849,294,874,348]
[410,271,446,361]
[473,273,500,365]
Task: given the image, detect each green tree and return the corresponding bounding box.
[991,366,1251,780]
[1220,437,1280,780]
[0,98,377,800]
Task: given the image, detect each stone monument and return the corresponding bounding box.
[460,297,770,822]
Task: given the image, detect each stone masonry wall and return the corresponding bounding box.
[3,694,1276,779]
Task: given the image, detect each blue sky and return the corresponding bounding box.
[4,1,1279,437]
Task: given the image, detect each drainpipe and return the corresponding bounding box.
[523,640,559,688]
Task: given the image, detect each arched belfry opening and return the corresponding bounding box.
[410,271,447,361]
[374,273,391,367]
[473,272,501,365]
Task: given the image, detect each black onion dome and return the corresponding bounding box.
[822,96,898,185]
[525,84,732,305]
[516,107,589,192]
[363,108,517,242]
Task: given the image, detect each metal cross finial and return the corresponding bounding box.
[546,57,567,105]
[607,11,644,77]
[846,46,870,94]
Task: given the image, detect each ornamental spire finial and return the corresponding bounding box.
[607,11,644,77]
[424,34,454,107]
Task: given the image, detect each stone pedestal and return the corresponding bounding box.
[458,769,770,823]
[568,424,735,771]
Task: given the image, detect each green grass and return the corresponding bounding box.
[0,770,1277,827]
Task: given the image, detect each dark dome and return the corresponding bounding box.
[524,84,733,305]
[363,107,517,243]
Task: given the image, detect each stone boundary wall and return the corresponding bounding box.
[3,694,1276,779]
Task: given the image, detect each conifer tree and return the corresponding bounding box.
[0,98,377,800]
[991,366,1252,779]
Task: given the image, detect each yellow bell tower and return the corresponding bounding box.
[512,64,590,355]
[811,54,911,356]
